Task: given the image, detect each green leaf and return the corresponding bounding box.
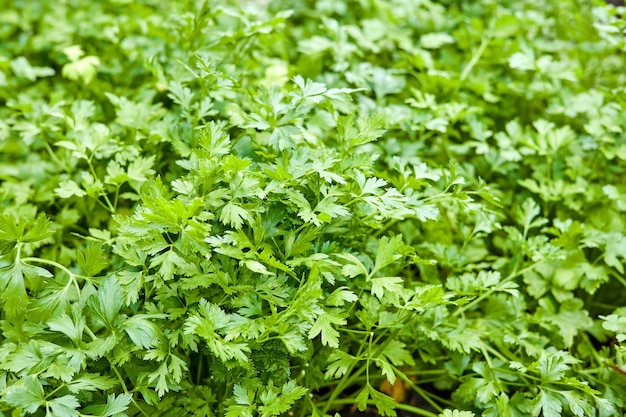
[0,260,52,317]
[532,389,562,417]
[372,235,403,275]
[0,213,54,244]
[536,298,592,348]
[11,56,55,80]
[62,51,100,85]
[48,313,85,345]
[184,299,251,363]
[380,340,415,367]
[293,75,327,103]
[220,202,252,229]
[76,243,108,277]
[258,381,308,417]
[47,395,80,417]
[355,384,396,417]
[2,376,45,413]
[326,287,358,307]
[122,315,160,349]
[308,311,346,348]
[66,374,117,393]
[127,156,156,187]
[82,393,133,417]
[439,410,475,417]
[277,329,308,354]
[421,33,455,49]
[325,350,358,379]
[492,14,519,38]
[535,350,577,382]
[243,260,274,276]
[23,215,56,243]
[88,277,124,327]
[55,180,87,198]
[337,253,369,278]
[369,277,403,299]
[600,313,626,342]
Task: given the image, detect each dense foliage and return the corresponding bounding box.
[2,0,626,416]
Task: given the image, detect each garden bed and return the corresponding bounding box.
[1,0,626,416]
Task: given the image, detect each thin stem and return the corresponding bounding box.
[482,343,509,363]
[343,198,362,208]
[417,390,458,408]
[22,257,100,281]
[492,367,540,382]
[21,257,87,295]
[293,223,311,235]
[94,197,116,214]
[320,342,368,413]
[307,397,322,417]
[320,327,403,411]
[22,257,75,277]
[402,369,448,377]
[480,342,502,392]
[43,141,71,173]
[609,270,626,290]
[87,158,116,213]
[339,328,372,335]
[346,286,366,317]
[44,384,66,399]
[85,326,98,341]
[421,192,450,204]
[453,262,539,317]
[110,363,150,417]
[196,352,203,383]
[113,185,121,211]
[393,366,443,413]
[459,35,491,84]
[327,399,439,417]
[373,219,398,238]
[366,331,374,383]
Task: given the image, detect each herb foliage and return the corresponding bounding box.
[1,0,626,416]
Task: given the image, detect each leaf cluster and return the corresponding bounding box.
[2,0,626,416]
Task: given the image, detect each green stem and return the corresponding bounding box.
[21,257,83,294]
[453,262,539,317]
[609,270,626,290]
[346,286,366,317]
[393,366,443,413]
[373,219,399,238]
[457,34,491,87]
[196,351,203,383]
[21,257,74,277]
[110,363,150,417]
[340,328,372,335]
[366,331,374,383]
[320,327,402,413]
[402,369,448,377]
[113,185,121,211]
[44,384,66,399]
[480,342,502,392]
[420,192,450,204]
[85,326,98,341]
[94,197,116,214]
[327,399,439,417]
[320,346,368,413]
[87,158,116,213]
[43,141,71,173]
